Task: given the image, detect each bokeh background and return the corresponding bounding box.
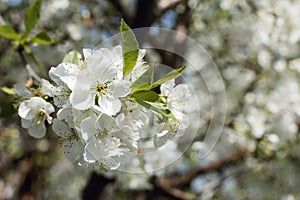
[1,0,300,199]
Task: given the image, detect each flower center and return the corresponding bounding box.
[95,82,109,96]
[36,109,46,125]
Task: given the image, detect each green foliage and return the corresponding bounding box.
[0,25,21,40]
[131,90,159,102]
[1,87,15,95]
[120,19,139,77]
[31,32,54,45]
[151,66,186,88]
[131,66,186,93]
[131,89,176,121]
[25,0,43,34]
[131,66,154,93]
[0,0,53,48]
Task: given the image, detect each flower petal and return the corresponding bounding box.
[112,80,131,98]
[97,113,115,131]
[28,122,46,139]
[80,116,97,142]
[52,119,72,138]
[83,140,101,163]
[62,139,83,163]
[70,88,94,110]
[98,96,121,116]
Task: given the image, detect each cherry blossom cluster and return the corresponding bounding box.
[15,45,191,170]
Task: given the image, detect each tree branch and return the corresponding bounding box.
[152,148,248,197]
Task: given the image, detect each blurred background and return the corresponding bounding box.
[1,0,300,199]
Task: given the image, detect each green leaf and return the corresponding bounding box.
[151,66,186,88]
[31,32,54,45]
[132,66,187,93]
[132,95,177,121]
[132,90,159,102]
[0,25,21,40]
[62,50,82,65]
[24,45,32,53]
[145,101,177,121]
[120,19,139,77]
[25,0,42,34]
[131,66,154,92]
[1,87,15,95]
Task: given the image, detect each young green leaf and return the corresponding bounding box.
[120,19,139,77]
[1,87,15,95]
[31,32,54,45]
[131,65,154,92]
[151,66,186,88]
[132,94,177,121]
[145,101,177,121]
[25,0,42,34]
[132,90,159,102]
[0,25,21,40]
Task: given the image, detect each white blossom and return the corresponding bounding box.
[70,48,131,116]
[80,114,129,170]
[18,97,54,138]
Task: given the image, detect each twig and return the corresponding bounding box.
[153,179,196,200]
[25,64,42,83]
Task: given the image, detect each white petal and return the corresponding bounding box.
[99,66,117,83]
[13,83,32,97]
[80,116,97,141]
[62,139,83,163]
[115,113,125,128]
[112,80,131,98]
[98,96,121,116]
[28,123,46,138]
[97,113,115,131]
[70,89,94,110]
[160,79,175,96]
[51,63,80,90]
[21,118,32,129]
[52,119,72,138]
[83,48,92,59]
[75,69,93,90]
[154,131,168,148]
[49,67,63,85]
[45,102,55,115]
[41,79,54,97]
[83,141,101,163]
[18,101,35,119]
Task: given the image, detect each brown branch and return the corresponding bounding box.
[149,149,248,199]
[154,148,248,188]
[153,181,196,200]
